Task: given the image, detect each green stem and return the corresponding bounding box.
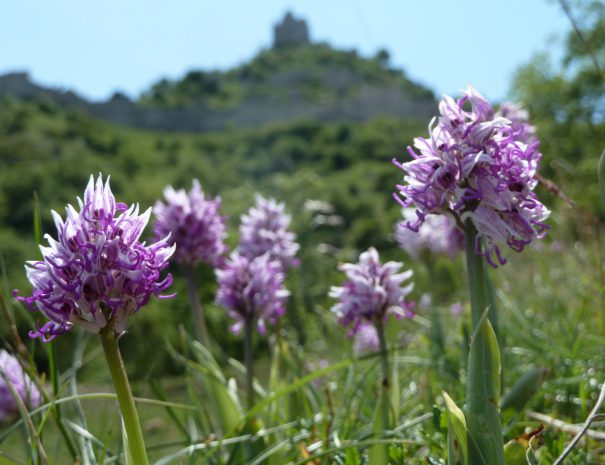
[48,343,59,405]
[465,221,501,342]
[244,315,255,410]
[426,260,445,361]
[484,268,504,392]
[183,265,211,347]
[464,221,505,465]
[483,271,499,342]
[100,330,149,465]
[464,221,488,331]
[375,317,391,432]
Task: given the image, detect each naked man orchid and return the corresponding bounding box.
[0,351,41,422]
[239,194,299,269]
[393,86,550,266]
[16,175,175,340]
[216,252,289,335]
[330,247,414,336]
[153,180,227,267]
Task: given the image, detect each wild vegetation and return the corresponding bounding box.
[140,44,434,109]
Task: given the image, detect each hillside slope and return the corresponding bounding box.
[0,44,435,132]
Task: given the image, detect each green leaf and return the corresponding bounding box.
[368,393,389,465]
[443,392,468,465]
[391,349,400,421]
[345,447,361,465]
[0,392,194,446]
[500,367,548,415]
[149,378,191,441]
[503,431,543,465]
[0,451,25,465]
[121,419,133,465]
[466,311,505,465]
[503,439,527,465]
[246,357,355,419]
[189,341,243,434]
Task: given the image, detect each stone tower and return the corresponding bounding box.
[273,12,310,48]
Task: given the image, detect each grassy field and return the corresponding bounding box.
[1,203,605,464]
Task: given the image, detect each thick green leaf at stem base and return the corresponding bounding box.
[466,312,504,465]
[189,341,243,435]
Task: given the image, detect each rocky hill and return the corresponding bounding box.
[0,13,436,133]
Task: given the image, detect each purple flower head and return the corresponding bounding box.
[394,208,464,259]
[239,194,299,269]
[330,247,414,336]
[450,301,464,316]
[0,350,41,422]
[419,292,433,310]
[15,175,176,341]
[497,102,537,145]
[393,85,550,267]
[153,180,228,267]
[216,252,289,335]
[353,322,379,355]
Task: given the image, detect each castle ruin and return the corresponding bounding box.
[273,12,310,48]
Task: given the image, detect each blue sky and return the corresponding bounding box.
[1,0,570,102]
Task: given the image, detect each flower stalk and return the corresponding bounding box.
[100,329,149,465]
[244,314,255,410]
[375,316,391,432]
[465,221,489,330]
[183,265,211,347]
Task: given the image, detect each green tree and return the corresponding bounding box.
[512,0,605,217]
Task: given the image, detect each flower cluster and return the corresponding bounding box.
[394,208,464,259]
[0,351,41,421]
[239,195,299,269]
[16,175,175,340]
[153,180,227,267]
[216,252,289,334]
[393,86,550,266]
[330,247,414,336]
